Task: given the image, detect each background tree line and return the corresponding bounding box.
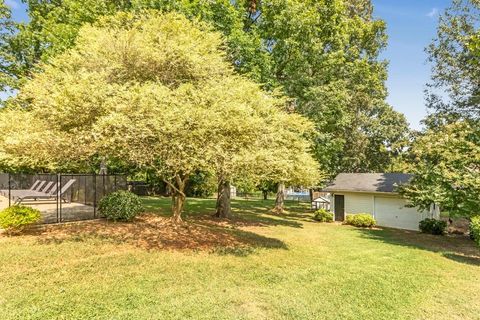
[0,0,410,177]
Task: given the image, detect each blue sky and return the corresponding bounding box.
[3,0,451,130]
[372,0,451,129]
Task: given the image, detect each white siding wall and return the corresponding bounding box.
[374,196,428,231]
[344,193,374,215]
[331,192,436,230]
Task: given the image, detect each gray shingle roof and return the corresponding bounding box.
[323,173,413,193]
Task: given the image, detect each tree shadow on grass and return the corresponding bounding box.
[358,227,480,266]
[26,213,287,256]
[144,197,306,228]
[226,199,312,229]
[141,197,313,229]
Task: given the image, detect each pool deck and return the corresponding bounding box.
[0,196,96,223]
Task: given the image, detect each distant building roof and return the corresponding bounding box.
[323,173,413,194]
[313,196,330,203]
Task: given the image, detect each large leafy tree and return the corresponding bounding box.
[0,12,320,222]
[402,0,480,218]
[0,1,17,92]
[251,0,409,174]
[400,122,480,217]
[0,0,409,176]
[425,0,480,122]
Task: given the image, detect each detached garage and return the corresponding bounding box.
[324,173,440,231]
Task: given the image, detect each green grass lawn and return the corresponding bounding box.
[1,197,479,320]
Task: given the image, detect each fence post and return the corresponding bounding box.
[93,173,97,219]
[56,174,59,223]
[8,173,11,207]
[58,173,62,222]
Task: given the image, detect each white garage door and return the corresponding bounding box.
[374,196,424,231]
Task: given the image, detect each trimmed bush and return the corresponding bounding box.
[0,205,41,234]
[344,214,376,228]
[99,190,144,222]
[313,209,333,222]
[419,218,447,235]
[469,216,480,246]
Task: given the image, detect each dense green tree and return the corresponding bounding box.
[425,0,480,121]
[0,1,16,92]
[0,0,409,176]
[0,0,133,92]
[402,0,480,218]
[257,180,277,200]
[399,121,480,217]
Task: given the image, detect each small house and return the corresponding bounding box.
[324,173,439,231]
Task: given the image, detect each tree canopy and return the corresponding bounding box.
[425,0,480,122]
[402,0,480,218]
[400,121,480,217]
[0,0,410,176]
[0,11,320,222]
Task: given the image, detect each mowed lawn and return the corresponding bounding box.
[1,198,479,320]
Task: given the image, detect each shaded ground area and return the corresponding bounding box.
[359,227,480,266]
[25,213,287,253]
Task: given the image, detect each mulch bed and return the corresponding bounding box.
[14,213,262,251]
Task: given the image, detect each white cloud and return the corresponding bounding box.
[426,8,439,18]
[4,0,19,9]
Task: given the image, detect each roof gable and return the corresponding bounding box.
[323,173,413,193]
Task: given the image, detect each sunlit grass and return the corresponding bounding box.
[0,197,479,319]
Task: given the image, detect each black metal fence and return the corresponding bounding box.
[0,173,126,224]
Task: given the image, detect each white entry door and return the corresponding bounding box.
[374,196,424,231]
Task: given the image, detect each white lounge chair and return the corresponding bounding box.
[13,179,76,204]
[0,180,45,197]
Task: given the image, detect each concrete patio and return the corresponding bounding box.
[0,196,96,223]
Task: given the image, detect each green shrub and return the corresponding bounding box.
[99,190,144,222]
[0,205,41,233]
[419,218,447,235]
[313,209,333,222]
[185,171,217,198]
[344,214,376,228]
[469,216,480,245]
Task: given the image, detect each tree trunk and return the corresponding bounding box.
[171,192,185,224]
[263,190,268,200]
[164,175,188,224]
[274,182,285,214]
[215,179,231,218]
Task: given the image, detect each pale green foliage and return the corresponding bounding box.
[313,209,333,223]
[400,121,480,217]
[0,205,41,233]
[0,0,410,175]
[344,214,376,228]
[470,216,480,245]
[0,108,65,171]
[0,12,320,219]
